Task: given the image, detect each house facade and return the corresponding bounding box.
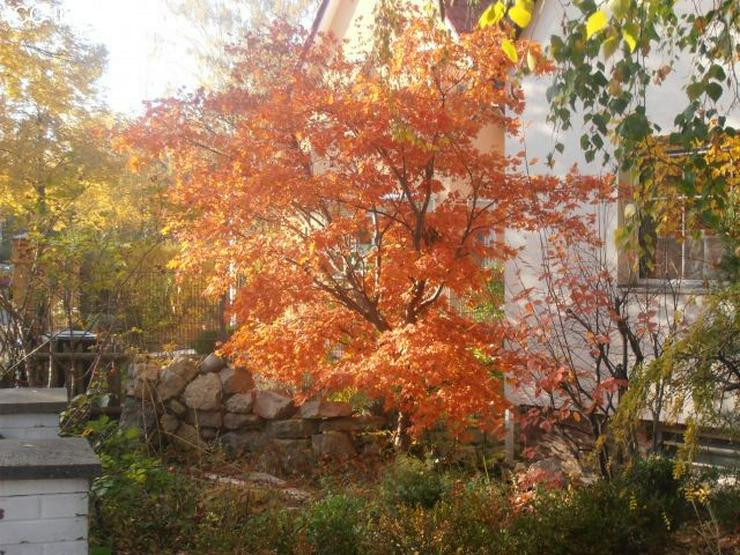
[310,0,738,459]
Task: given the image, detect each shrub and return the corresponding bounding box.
[506,456,689,555]
[435,479,511,552]
[85,418,199,552]
[368,504,445,554]
[708,479,740,530]
[382,455,449,509]
[684,466,740,533]
[304,494,367,555]
[85,417,257,554]
[622,455,688,528]
[240,508,301,555]
[366,478,512,555]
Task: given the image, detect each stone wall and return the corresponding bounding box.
[122,355,389,472]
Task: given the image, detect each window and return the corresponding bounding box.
[638,198,725,282]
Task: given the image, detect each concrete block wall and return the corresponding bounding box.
[0,400,100,555]
[0,478,89,555]
[0,389,66,440]
[0,413,61,439]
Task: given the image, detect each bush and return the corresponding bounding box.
[88,421,202,552]
[369,479,511,555]
[708,479,740,530]
[684,466,740,532]
[382,455,449,509]
[506,456,689,555]
[85,417,258,554]
[82,422,730,555]
[435,479,511,552]
[239,508,302,555]
[304,494,367,555]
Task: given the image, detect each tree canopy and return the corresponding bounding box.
[126,9,609,440]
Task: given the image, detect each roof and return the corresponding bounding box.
[442,0,495,34]
[306,0,497,50]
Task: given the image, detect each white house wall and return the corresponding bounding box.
[504,0,738,421]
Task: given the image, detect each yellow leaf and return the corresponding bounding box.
[479,0,506,28]
[622,26,637,52]
[508,0,533,29]
[586,10,608,39]
[526,50,537,72]
[502,39,518,63]
[624,203,636,219]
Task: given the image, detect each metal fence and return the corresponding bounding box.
[104,269,227,353]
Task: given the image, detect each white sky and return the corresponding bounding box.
[62,0,203,115]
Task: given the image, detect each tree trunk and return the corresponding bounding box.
[590,415,612,479]
[393,411,411,450]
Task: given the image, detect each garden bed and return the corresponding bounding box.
[81,417,739,555]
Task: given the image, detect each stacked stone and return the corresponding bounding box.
[126,354,387,466]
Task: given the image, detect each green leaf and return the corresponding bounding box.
[550,35,565,59]
[686,82,705,101]
[502,38,519,63]
[509,0,533,29]
[705,64,726,82]
[479,0,506,28]
[586,10,608,39]
[621,112,650,140]
[555,142,565,153]
[705,82,723,101]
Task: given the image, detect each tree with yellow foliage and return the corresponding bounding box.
[0,1,168,385]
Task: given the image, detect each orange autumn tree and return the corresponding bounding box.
[127,11,604,444]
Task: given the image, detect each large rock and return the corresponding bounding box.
[358,433,388,457]
[269,419,319,439]
[253,391,296,420]
[133,361,160,379]
[299,400,353,419]
[260,439,315,476]
[132,362,161,399]
[185,409,222,429]
[160,413,180,434]
[199,353,227,374]
[319,415,386,433]
[272,438,312,451]
[173,423,206,451]
[183,373,222,411]
[166,356,199,382]
[225,392,254,414]
[199,428,219,441]
[221,430,266,454]
[223,413,263,430]
[168,398,187,416]
[311,431,356,460]
[156,369,187,401]
[219,366,255,395]
[120,397,158,436]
